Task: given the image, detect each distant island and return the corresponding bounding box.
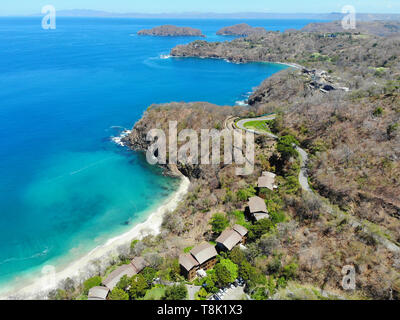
[301,20,400,37]
[137,25,205,37]
[26,9,400,21]
[216,23,268,36]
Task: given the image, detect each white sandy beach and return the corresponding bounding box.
[0,176,190,300]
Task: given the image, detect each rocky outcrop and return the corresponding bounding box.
[216,23,268,37]
[123,102,248,180]
[137,25,205,37]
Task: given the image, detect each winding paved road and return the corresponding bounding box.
[233,114,310,193]
[231,114,400,253]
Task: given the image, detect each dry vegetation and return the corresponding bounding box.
[56,23,400,300]
[167,26,400,299]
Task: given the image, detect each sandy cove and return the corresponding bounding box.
[0,176,190,300]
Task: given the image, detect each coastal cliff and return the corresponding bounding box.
[137,25,205,37]
[124,102,248,181]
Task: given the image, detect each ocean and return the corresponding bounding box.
[0,17,321,294]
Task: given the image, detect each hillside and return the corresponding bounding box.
[137,25,205,37]
[216,23,268,36]
[301,20,400,37]
[122,100,400,300]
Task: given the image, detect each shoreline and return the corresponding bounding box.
[0,176,190,300]
[168,54,303,69]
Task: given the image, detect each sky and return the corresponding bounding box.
[0,0,399,15]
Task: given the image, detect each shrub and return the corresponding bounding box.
[229,246,247,266]
[162,284,188,300]
[223,188,236,204]
[116,275,131,291]
[209,213,229,234]
[236,185,256,202]
[142,267,157,284]
[281,262,298,280]
[283,175,300,194]
[183,246,194,253]
[387,123,398,139]
[251,287,269,300]
[196,287,208,300]
[129,274,149,299]
[109,287,129,300]
[83,276,102,294]
[248,219,274,241]
[373,107,383,117]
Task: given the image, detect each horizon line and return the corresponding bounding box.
[1,10,400,17]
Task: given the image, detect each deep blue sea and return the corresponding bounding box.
[0,17,321,292]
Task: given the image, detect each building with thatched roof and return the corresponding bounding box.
[190,243,218,269]
[257,171,277,191]
[216,229,243,251]
[102,264,137,290]
[216,224,248,251]
[179,242,218,280]
[179,253,200,281]
[131,256,148,273]
[248,196,269,221]
[88,286,110,300]
[233,224,248,238]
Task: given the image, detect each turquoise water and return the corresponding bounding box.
[0,17,316,290]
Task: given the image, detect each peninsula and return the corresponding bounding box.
[137,25,205,37]
[216,23,268,36]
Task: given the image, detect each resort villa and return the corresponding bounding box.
[216,224,248,252]
[179,172,276,281]
[88,286,110,300]
[248,196,269,221]
[179,242,218,281]
[257,171,277,191]
[102,256,149,291]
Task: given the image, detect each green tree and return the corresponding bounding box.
[251,287,269,300]
[248,219,274,241]
[162,284,188,300]
[236,185,256,202]
[116,275,131,291]
[229,246,246,266]
[215,264,231,287]
[215,259,238,286]
[129,274,149,299]
[142,267,157,284]
[109,287,129,300]
[83,276,102,294]
[209,213,229,234]
[203,276,218,293]
[277,135,299,161]
[196,287,208,300]
[281,262,298,280]
[239,261,256,281]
